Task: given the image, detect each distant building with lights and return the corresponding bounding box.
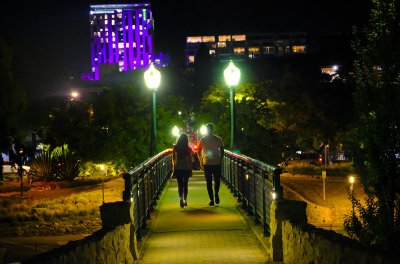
[89,3,167,80]
[185,32,307,65]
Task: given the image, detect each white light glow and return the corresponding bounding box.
[172,126,180,137]
[349,176,355,184]
[200,125,207,136]
[224,61,241,87]
[144,64,161,90]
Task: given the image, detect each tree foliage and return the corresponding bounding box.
[198,59,355,165]
[43,70,187,170]
[344,0,400,252]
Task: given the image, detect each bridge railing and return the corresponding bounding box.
[223,150,283,236]
[122,149,173,238]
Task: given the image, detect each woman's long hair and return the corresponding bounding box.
[174,134,190,157]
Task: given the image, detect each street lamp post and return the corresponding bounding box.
[100,164,106,204]
[349,175,355,215]
[144,63,161,156]
[224,60,241,150]
[349,175,355,192]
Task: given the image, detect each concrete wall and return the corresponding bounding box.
[25,202,138,264]
[269,200,395,264]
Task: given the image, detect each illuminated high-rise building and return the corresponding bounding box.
[89,3,163,80]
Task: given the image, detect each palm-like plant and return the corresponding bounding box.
[29,150,54,181]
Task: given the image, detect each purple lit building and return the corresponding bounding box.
[89,3,165,80]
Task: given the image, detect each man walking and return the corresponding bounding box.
[198,123,224,206]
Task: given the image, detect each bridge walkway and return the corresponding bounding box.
[137,170,269,263]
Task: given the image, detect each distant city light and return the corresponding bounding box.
[70,91,80,101]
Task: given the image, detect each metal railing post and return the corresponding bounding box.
[262,171,270,236]
[273,168,283,200]
[253,166,260,224]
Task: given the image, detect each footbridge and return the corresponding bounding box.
[26,149,392,264]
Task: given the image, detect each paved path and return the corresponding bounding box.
[137,170,269,264]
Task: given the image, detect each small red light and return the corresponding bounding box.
[194,145,198,149]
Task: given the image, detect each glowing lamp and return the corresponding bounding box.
[200,125,207,136]
[144,64,161,90]
[224,61,241,87]
[271,191,277,200]
[172,126,180,137]
[349,176,355,184]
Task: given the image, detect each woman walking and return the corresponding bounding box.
[172,133,193,208]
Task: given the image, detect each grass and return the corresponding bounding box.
[0,176,123,236]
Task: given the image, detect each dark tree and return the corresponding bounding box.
[0,36,28,181]
[344,0,400,252]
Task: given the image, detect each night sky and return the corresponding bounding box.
[1,0,369,89]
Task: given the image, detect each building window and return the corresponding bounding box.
[218,42,227,48]
[263,46,274,54]
[232,35,246,41]
[187,36,202,43]
[234,47,245,54]
[248,47,260,54]
[218,35,231,42]
[292,45,306,53]
[188,55,195,63]
[202,36,215,42]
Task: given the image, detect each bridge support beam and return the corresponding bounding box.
[100,201,139,260]
[269,200,307,262]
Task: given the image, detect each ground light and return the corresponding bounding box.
[349,175,355,191]
[144,63,161,156]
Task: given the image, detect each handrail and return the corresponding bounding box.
[223,150,283,236]
[123,149,172,238]
[126,148,172,177]
[225,150,281,174]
